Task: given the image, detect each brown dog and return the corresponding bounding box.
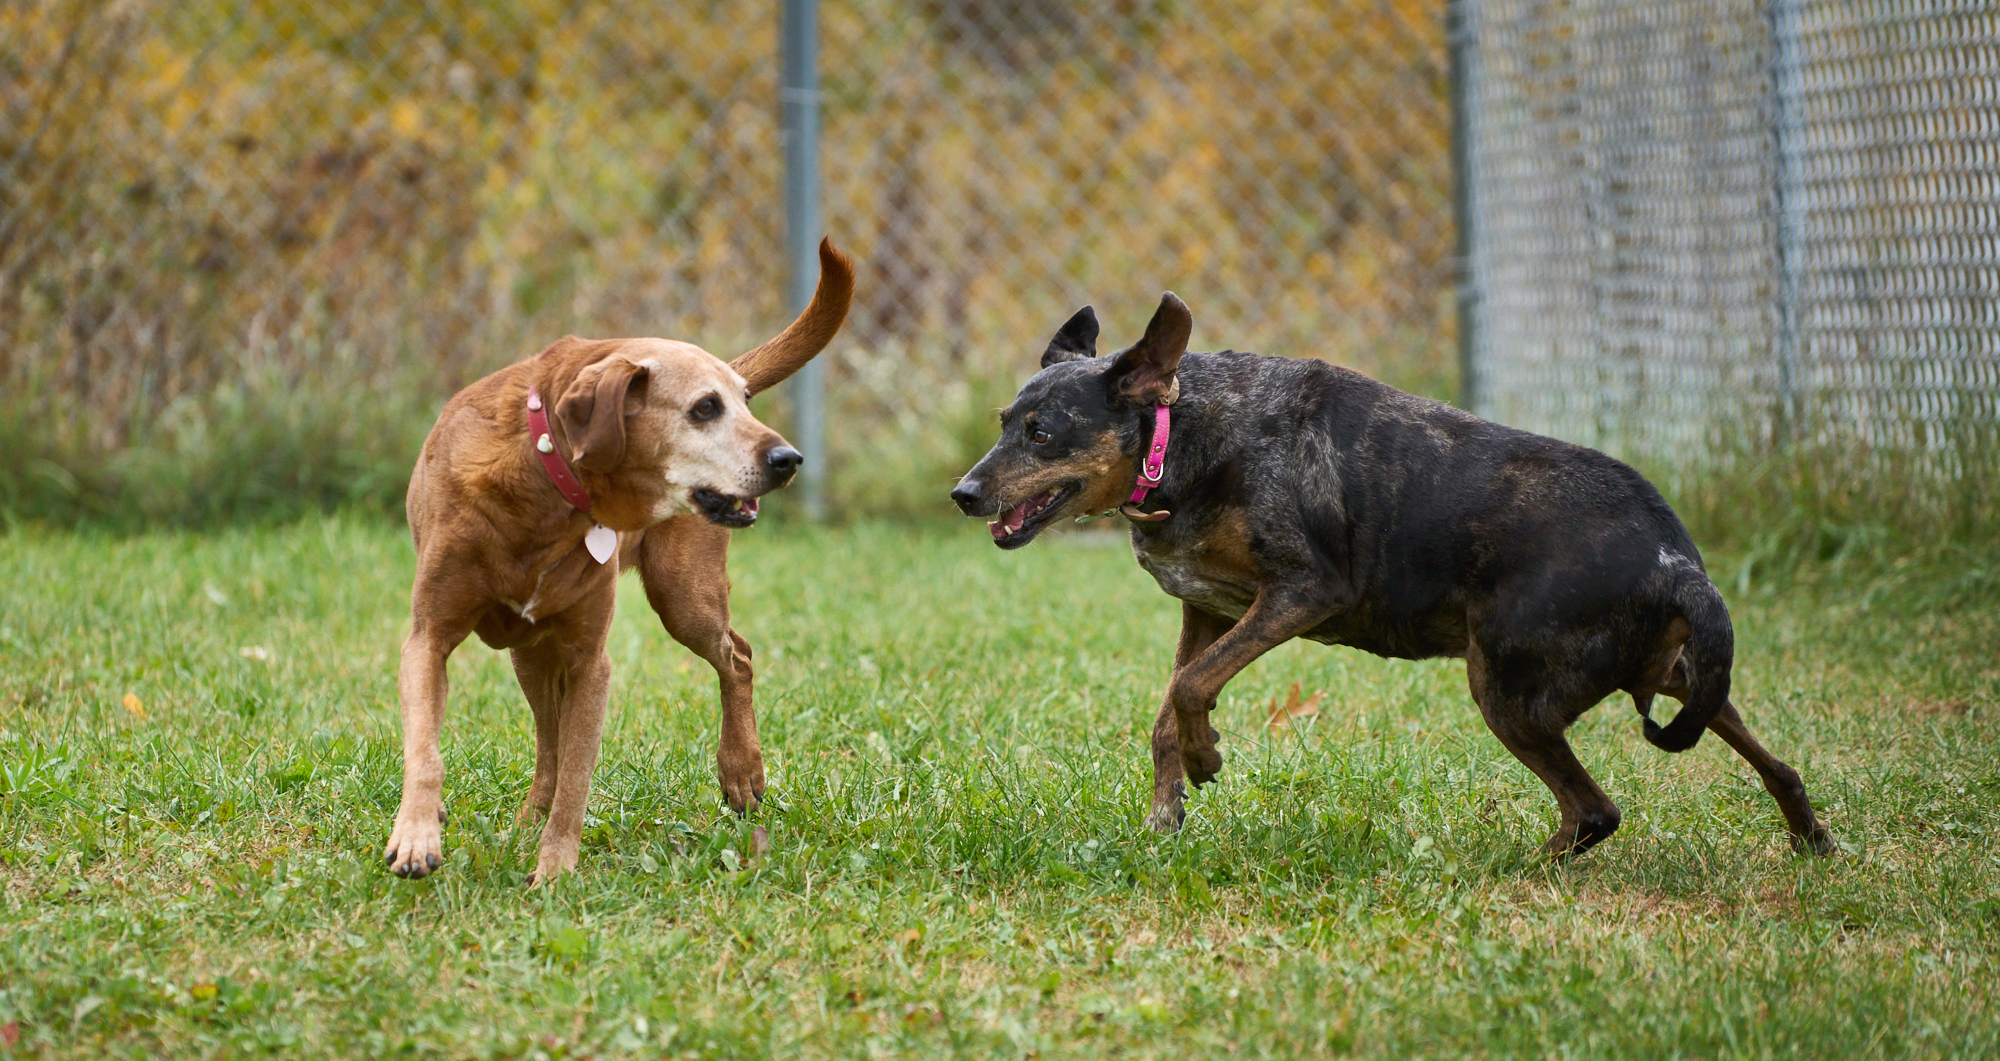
[384,240,853,883]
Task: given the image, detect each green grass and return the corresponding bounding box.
[2,518,1997,1058]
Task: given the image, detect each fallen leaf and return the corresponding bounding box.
[1264,682,1324,731]
[190,983,218,1002]
[900,928,922,947]
[1911,698,1971,717]
[1,1020,18,1047]
[751,825,770,858]
[238,646,273,662]
[122,692,146,719]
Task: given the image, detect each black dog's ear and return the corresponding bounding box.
[1106,293,1191,405]
[1040,306,1099,367]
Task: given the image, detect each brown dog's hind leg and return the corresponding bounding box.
[510,614,614,885]
[509,644,563,825]
[1705,700,1836,855]
[640,516,765,814]
[1146,604,1235,833]
[1467,640,1621,858]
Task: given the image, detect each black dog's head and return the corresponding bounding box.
[951,293,1191,548]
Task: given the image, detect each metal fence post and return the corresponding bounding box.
[782,0,826,519]
[1768,0,1803,447]
[1448,0,1479,415]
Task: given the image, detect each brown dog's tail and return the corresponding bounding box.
[730,238,855,396]
[1643,578,1733,753]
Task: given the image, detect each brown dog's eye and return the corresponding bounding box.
[1032,429,1050,445]
[690,395,722,422]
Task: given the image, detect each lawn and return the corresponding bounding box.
[1,517,1996,1058]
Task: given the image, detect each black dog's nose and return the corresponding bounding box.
[766,446,803,480]
[950,479,983,515]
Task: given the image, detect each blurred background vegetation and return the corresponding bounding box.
[0,0,1451,526]
[0,0,1989,569]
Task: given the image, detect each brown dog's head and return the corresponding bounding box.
[950,292,1190,548]
[543,240,854,532]
[550,340,799,531]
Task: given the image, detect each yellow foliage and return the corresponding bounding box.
[1,0,1452,517]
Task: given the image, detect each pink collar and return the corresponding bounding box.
[1120,400,1173,522]
[527,388,594,513]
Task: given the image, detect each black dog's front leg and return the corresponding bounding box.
[1151,590,1335,830]
[1146,604,1236,832]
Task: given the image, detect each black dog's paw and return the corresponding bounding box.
[1181,746,1222,787]
[1792,825,1838,858]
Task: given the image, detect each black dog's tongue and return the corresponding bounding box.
[989,501,1026,540]
[989,490,1051,540]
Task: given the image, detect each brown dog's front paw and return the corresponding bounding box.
[1144,801,1186,834]
[1144,780,1188,833]
[1180,746,1222,787]
[718,751,767,815]
[529,846,578,887]
[384,810,445,879]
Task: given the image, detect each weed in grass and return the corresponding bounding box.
[0,519,1996,1057]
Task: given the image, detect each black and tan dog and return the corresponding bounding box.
[951,294,1834,858]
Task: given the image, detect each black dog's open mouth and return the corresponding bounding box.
[693,489,760,528]
[989,484,1077,549]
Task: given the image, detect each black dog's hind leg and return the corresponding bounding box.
[1705,701,1836,855]
[1467,639,1621,858]
[1652,660,1836,856]
[1146,604,1236,833]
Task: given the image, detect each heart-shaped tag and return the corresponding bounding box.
[584,523,617,565]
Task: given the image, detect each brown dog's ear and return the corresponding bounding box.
[555,358,647,473]
[1105,293,1191,405]
[1040,306,1099,367]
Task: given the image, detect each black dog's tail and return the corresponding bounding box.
[1644,577,1734,753]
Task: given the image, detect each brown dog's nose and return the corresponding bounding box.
[766,445,803,482]
[950,479,983,514]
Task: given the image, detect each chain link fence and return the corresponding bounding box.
[1,0,1453,521]
[1462,0,2000,471]
[10,0,1988,525]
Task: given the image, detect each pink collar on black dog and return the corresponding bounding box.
[1121,401,1173,523]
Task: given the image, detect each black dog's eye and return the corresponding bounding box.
[690,395,723,422]
[1031,429,1051,445]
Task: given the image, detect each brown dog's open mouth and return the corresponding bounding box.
[693,489,760,528]
[989,484,1077,549]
